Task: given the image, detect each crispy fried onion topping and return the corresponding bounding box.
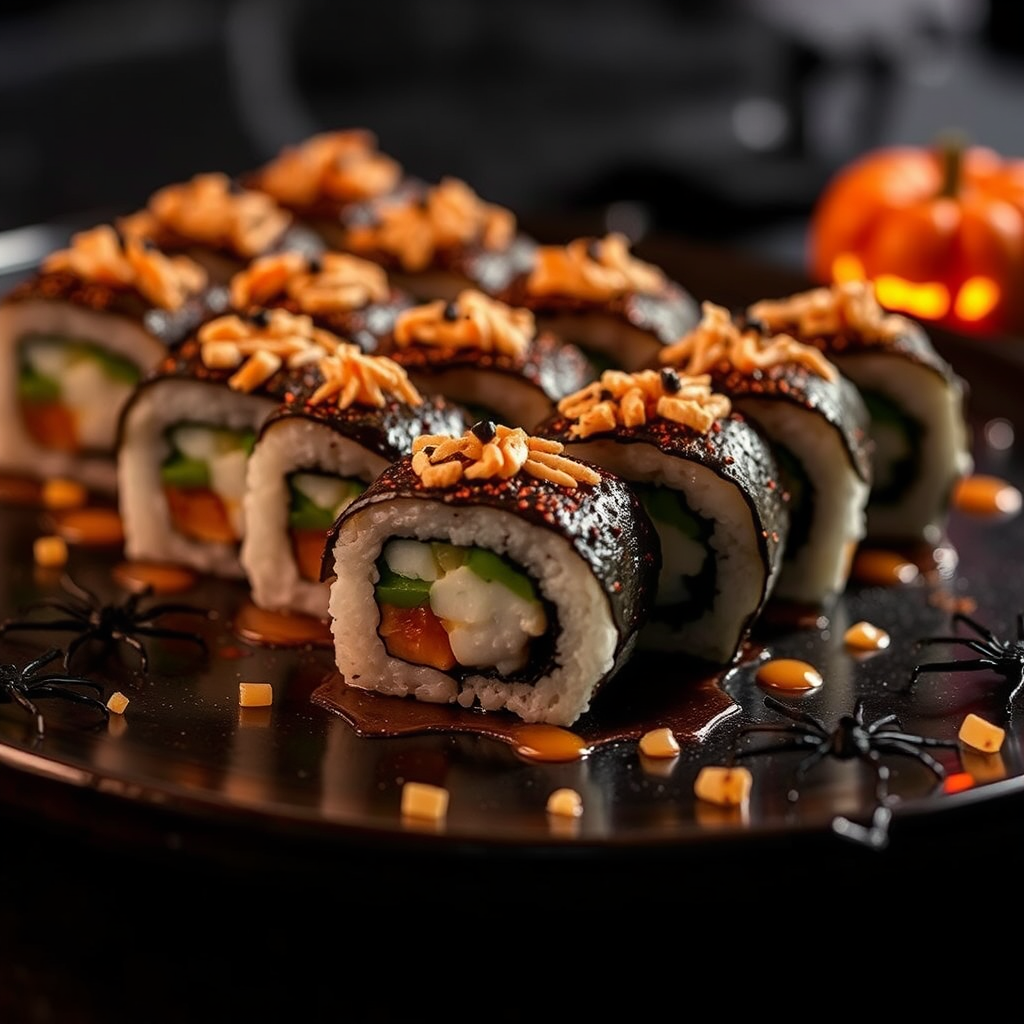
[392,289,535,359]
[557,368,731,439]
[748,280,906,344]
[229,250,390,313]
[42,224,208,311]
[525,232,666,302]
[411,423,600,490]
[122,173,292,259]
[197,308,341,393]
[659,300,837,381]
[309,347,422,409]
[255,130,402,208]
[345,178,516,272]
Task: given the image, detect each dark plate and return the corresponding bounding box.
[3,239,1024,903]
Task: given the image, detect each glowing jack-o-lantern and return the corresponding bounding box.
[809,138,1024,337]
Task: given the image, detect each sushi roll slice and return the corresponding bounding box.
[229,248,414,353]
[330,175,537,303]
[385,288,594,430]
[0,225,222,493]
[118,172,322,284]
[658,301,872,606]
[496,233,700,373]
[747,280,972,544]
[241,348,465,619]
[117,308,345,578]
[323,421,660,726]
[538,368,788,664]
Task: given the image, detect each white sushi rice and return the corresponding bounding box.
[0,299,166,492]
[241,417,390,619]
[834,352,973,542]
[328,498,620,726]
[560,438,776,664]
[734,395,870,604]
[118,378,276,578]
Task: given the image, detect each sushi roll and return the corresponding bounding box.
[538,367,788,664]
[0,224,222,493]
[245,129,404,239]
[658,301,872,606]
[323,421,660,726]
[496,233,700,373]
[329,174,537,303]
[241,348,465,619]
[118,172,323,284]
[385,288,594,430]
[229,248,414,353]
[747,280,972,544]
[117,307,345,578]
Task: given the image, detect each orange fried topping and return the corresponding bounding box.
[557,368,732,439]
[525,233,666,302]
[659,300,837,381]
[255,130,402,208]
[42,225,207,311]
[411,423,600,490]
[122,173,292,259]
[308,348,422,409]
[197,308,341,393]
[230,250,390,313]
[392,289,535,359]
[748,280,907,345]
[344,177,516,272]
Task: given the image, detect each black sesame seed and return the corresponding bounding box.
[470,419,497,443]
[599,388,613,401]
[585,239,603,261]
[660,368,681,393]
[227,178,245,195]
[423,445,436,457]
[308,256,323,274]
[141,237,157,251]
[249,309,271,327]
[442,302,460,322]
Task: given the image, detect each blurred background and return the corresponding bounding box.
[1,0,1021,269]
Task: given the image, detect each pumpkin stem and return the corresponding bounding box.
[937,131,967,199]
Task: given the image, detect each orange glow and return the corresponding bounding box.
[831,253,866,282]
[953,276,1000,321]
[874,275,950,319]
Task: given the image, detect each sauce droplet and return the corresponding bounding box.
[513,725,591,763]
[233,601,333,648]
[756,658,823,691]
[50,507,124,546]
[953,474,1022,518]
[844,620,891,652]
[113,561,198,594]
[851,548,920,586]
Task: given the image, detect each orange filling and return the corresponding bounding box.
[164,486,237,544]
[291,527,329,583]
[378,602,456,670]
[20,401,78,453]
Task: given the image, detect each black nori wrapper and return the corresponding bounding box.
[321,455,662,691]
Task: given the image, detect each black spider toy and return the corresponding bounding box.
[911,610,1024,716]
[1,648,108,736]
[0,575,208,672]
[734,694,957,804]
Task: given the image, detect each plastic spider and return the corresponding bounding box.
[0,575,208,672]
[1,648,108,736]
[911,611,1024,716]
[734,695,957,803]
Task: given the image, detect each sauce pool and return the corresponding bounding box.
[755,658,823,691]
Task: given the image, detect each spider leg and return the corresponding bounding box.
[31,684,109,717]
[22,648,63,676]
[793,745,830,780]
[911,657,998,683]
[761,695,829,734]
[0,618,93,637]
[33,674,103,694]
[866,713,901,733]
[112,633,149,672]
[5,687,45,735]
[63,630,101,668]
[874,738,950,778]
[872,729,958,751]
[1006,668,1024,713]
[857,753,890,803]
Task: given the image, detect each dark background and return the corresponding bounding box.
[2,0,1023,272]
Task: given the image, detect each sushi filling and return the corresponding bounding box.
[17,333,140,454]
[287,471,367,582]
[636,485,717,625]
[374,538,548,676]
[160,423,256,544]
[861,389,923,504]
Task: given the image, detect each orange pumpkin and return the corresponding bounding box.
[808,138,1024,337]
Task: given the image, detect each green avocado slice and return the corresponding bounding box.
[465,547,538,603]
[159,454,210,489]
[374,564,433,609]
